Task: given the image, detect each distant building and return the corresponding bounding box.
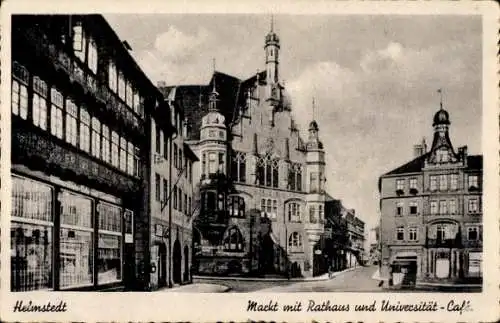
[379,103,483,287]
[345,209,365,267]
[160,20,330,277]
[368,226,380,265]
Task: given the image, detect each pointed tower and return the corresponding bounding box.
[304,98,326,277]
[428,89,458,164]
[264,15,281,126]
[199,67,228,181]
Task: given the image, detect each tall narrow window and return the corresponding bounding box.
[127,142,134,175]
[272,159,279,188]
[108,61,117,92]
[97,203,122,284]
[232,152,246,182]
[32,76,48,130]
[163,136,169,159]
[179,149,183,171]
[111,131,119,167]
[468,199,479,213]
[310,173,319,193]
[450,174,458,190]
[79,107,90,152]
[65,99,78,146]
[119,137,127,172]
[118,72,125,100]
[208,152,217,175]
[173,186,177,210]
[133,91,140,115]
[396,227,404,241]
[408,227,418,241]
[12,62,29,119]
[101,125,110,163]
[126,80,133,107]
[409,201,418,215]
[468,175,479,189]
[133,147,141,177]
[430,175,438,191]
[396,202,403,216]
[155,124,161,154]
[439,174,447,191]
[430,201,438,215]
[218,152,225,173]
[309,205,316,223]
[163,179,168,205]
[155,174,161,202]
[72,21,86,61]
[50,88,64,139]
[88,39,98,74]
[449,200,457,214]
[202,152,206,176]
[439,200,447,215]
[173,144,178,168]
[91,117,101,158]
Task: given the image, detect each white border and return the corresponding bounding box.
[1,1,499,322]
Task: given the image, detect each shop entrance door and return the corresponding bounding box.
[173,240,182,284]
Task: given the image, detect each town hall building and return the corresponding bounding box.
[160,21,330,277]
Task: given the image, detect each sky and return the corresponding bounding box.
[104,14,482,234]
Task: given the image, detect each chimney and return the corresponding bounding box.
[413,144,424,158]
[157,81,166,88]
[458,146,468,158]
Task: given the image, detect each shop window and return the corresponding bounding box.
[12,62,29,120]
[223,227,244,252]
[59,191,93,289]
[288,232,303,252]
[32,76,48,130]
[10,176,54,292]
[97,203,122,284]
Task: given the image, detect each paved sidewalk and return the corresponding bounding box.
[193,266,359,283]
[159,283,230,293]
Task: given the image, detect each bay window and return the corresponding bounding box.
[208,152,217,174]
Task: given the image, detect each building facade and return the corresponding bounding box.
[148,89,198,290]
[345,210,365,267]
[379,104,483,287]
[10,14,162,291]
[160,23,330,278]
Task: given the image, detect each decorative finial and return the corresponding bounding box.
[437,88,443,110]
[270,15,274,32]
[312,97,316,121]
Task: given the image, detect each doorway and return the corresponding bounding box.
[173,240,182,284]
[183,245,190,283]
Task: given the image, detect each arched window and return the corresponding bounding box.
[257,153,279,188]
[228,196,245,218]
[288,232,303,252]
[223,227,244,251]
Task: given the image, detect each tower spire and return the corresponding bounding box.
[270,14,274,32]
[312,97,316,121]
[212,58,217,92]
[437,88,443,110]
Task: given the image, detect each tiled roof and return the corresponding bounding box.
[159,71,247,140]
[383,153,429,176]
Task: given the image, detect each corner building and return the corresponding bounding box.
[160,23,329,277]
[10,15,160,291]
[379,104,483,287]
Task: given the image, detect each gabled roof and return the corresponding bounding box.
[383,153,429,176]
[159,71,245,140]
